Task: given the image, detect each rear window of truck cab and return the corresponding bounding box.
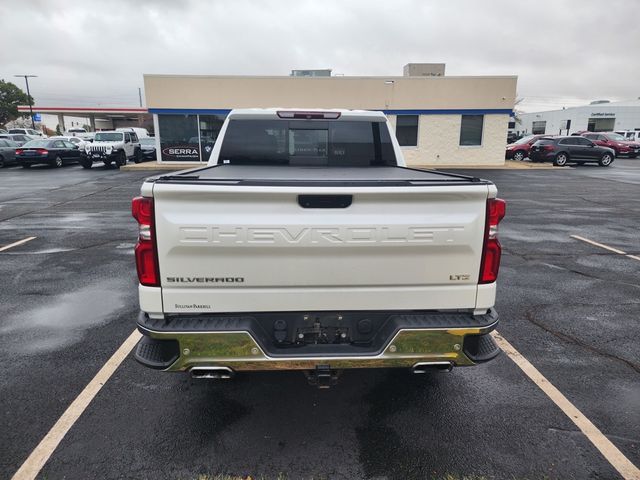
[219,119,396,166]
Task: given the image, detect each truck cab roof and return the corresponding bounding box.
[227,108,388,122]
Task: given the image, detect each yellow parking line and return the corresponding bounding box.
[492,331,640,480]
[0,236,36,252]
[10,329,142,480]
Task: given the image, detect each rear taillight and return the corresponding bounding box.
[479,198,506,284]
[132,196,159,286]
[16,149,23,155]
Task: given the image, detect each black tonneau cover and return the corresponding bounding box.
[154,165,489,187]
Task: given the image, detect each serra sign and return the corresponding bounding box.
[161,145,200,161]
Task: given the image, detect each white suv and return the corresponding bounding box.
[83,131,141,168]
[8,128,46,138]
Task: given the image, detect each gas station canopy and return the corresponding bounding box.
[17,106,150,131]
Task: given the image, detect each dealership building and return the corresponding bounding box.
[144,64,517,166]
[515,99,640,136]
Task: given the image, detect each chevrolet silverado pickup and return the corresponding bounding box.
[132,109,505,386]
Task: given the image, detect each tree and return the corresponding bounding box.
[0,79,32,128]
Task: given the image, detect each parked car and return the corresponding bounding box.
[507,132,519,144]
[16,139,84,168]
[582,132,640,158]
[64,128,95,141]
[0,129,8,134]
[138,137,157,161]
[0,133,38,146]
[83,131,142,168]
[0,139,20,167]
[8,128,46,138]
[116,127,150,138]
[615,130,640,143]
[529,136,615,166]
[505,134,545,161]
[64,127,87,136]
[49,135,88,151]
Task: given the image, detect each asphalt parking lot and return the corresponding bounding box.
[0,160,639,480]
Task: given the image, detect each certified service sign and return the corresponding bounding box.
[161,145,200,161]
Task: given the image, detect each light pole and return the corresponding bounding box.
[14,74,37,129]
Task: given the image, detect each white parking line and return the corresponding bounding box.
[0,236,36,252]
[9,325,640,479]
[11,329,142,480]
[492,331,640,480]
[571,234,640,262]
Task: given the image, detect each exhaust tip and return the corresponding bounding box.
[412,362,453,374]
[190,366,234,379]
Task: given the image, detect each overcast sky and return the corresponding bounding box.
[1,0,638,113]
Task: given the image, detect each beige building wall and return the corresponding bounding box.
[145,75,516,111]
[144,74,517,166]
[388,114,509,166]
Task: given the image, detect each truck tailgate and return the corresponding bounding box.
[152,168,491,314]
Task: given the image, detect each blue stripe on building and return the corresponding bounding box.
[149,108,232,115]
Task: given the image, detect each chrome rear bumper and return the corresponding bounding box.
[135,309,500,372]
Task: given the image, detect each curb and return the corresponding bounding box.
[120,162,188,171]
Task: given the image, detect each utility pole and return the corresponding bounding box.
[14,75,37,129]
[138,87,143,107]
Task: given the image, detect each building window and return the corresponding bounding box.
[531,121,546,135]
[587,117,615,132]
[199,115,226,162]
[158,114,200,161]
[395,115,419,147]
[459,115,484,146]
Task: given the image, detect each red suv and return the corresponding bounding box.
[505,134,546,161]
[582,132,640,158]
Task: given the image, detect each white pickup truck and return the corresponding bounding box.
[132,109,505,386]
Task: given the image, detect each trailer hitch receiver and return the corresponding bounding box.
[305,364,339,388]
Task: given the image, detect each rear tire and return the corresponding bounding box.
[513,151,525,161]
[599,153,613,167]
[553,152,568,166]
[134,148,142,164]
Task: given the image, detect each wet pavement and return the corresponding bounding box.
[0,160,638,480]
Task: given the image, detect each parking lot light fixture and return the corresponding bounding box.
[14,74,38,129]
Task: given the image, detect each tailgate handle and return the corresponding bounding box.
[298,195,352,209]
